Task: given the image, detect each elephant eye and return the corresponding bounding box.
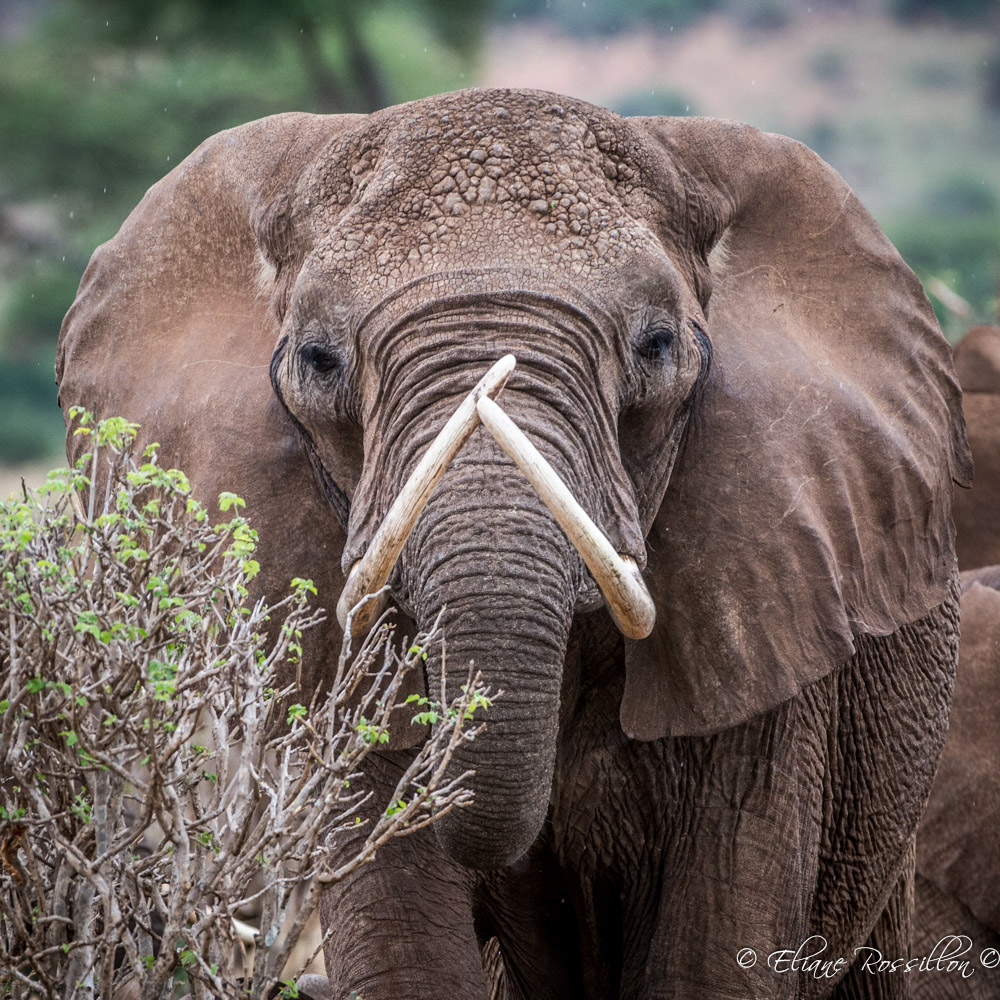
[637,323,676,363]
[300,342,341,376]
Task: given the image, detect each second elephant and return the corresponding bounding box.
[952,324,1000,570]
[913,567,1000,999]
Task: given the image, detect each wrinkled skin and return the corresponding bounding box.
[952,325,1000,570]
[913,329,1000,1000]
[911,568,1000,1000]
[57,90,970,998]
[912,329,1000,998]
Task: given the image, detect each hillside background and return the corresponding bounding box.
[1,0,997,479]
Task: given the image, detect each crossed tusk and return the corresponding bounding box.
[336,354,656,642]
[337,355,517,631]
[475,396,656,640]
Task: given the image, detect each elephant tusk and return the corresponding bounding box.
[231,917,260,944]
[337,355,517,632]
[475,396,656,640]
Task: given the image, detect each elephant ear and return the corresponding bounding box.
[621,117,971,739]
[55,114,363,707]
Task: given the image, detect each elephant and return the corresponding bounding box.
[914,326,1000,997]
[56,89,970,998]
[912,567,1000,999]
[951,324,1000,571]
[910,322,1000,994]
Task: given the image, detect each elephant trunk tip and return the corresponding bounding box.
[433,807,540,871]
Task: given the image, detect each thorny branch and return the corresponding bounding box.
[0,414,492,999]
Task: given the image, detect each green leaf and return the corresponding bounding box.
[218,491,246,512]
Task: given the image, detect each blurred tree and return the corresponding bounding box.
[884,205,1000,340]
[891,0,996,21]
[984,46,1000,113]
[494,0,720,36]
[73,0,487,112]
[612,88,697,116]
[0,0,485,464]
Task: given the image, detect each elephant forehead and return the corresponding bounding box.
[302,90,663,286]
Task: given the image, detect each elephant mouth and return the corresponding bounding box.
[336,356,656,640]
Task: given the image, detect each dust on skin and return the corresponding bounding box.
[297,91,664,286]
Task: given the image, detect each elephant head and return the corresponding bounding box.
[56,90,969,871]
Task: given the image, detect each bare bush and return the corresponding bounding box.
[0,413,490,999]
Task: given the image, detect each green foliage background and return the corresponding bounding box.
[0,0,485,464]
[1,0,997,464]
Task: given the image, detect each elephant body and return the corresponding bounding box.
[912,569,1000,1000]
[55,90,970,998]
[325,601,959,999]
[909,323,1000,999]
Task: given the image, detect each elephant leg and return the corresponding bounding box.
[910,872,1000,1000]
[831,848,913,1000]
[475,845,586,1000]
[481,937,506,1000]
[320,753,489,1000]
[811,593,959,1000]
[618,708,826,1000]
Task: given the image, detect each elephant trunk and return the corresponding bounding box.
[401,457,578,871]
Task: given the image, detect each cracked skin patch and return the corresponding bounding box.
[296,91,661,286]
